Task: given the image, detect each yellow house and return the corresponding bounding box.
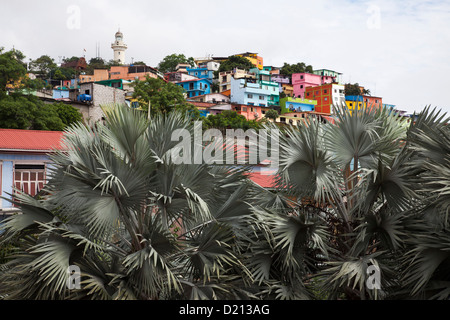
[235,52,263,70]
[345,96,366,115]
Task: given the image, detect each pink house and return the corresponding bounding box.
[292,73,334,99]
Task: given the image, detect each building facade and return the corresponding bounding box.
[280,97,317,113]
[229,78,272,107]
[0,129,64,211]
[176,78,212,98]
[305,83,345,114]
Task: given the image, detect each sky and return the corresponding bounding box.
[1,0,449,114]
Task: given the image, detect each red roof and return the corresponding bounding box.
[0,129,64,152]
[248,171,277,189]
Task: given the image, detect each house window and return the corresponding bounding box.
[243,107,247,111]
[259,95,264,100]
[14,164,46,197]
[316,91,319,95]
[300,75,304,79]
[324,89,327,94]
[248,94,253,98]
[300,85,303,89]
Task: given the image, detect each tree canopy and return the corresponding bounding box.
[0,94,83,130]
[0,48,28,95]
[217,55,254,73]
[279,62,314,77]
[157,53,195,74]
[132,76,199,117]
[202,110,263,131]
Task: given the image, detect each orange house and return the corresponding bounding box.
[109,65,158,81]
[305,83,345,114]
[231,103,264,120]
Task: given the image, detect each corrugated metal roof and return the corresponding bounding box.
[0,129,64,151]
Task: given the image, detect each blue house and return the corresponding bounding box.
[176,78,212,98]
[186,67,214,81]
[0,129,64,216]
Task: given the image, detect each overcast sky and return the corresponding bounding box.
[1,0,449,114]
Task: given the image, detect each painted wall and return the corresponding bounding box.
[230,78,270,107]
[52,89,70,99]
[0,154,51,209]
[176,79,212,98]
[280,97,316,113]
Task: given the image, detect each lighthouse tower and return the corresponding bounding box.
[111,29,127,65]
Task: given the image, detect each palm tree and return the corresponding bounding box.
[273,104,450,299]
[1,103,449,300]
[0,105,257,299]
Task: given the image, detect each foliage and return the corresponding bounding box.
[1,103,449,300]
[201,110,263,131]
[264,109,279,121]
[132,76,199,118]
[52,102,84,127]
[344,83,370,96]
[157,53,195,74]
[279,62,313,77]
[217,55,254,73]
[0,48,28,95]
[29,55,57,79]
[0,94,82,130]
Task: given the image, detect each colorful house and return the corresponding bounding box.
[235,52,264,70]
[186,67,214,81]
[176,78,212,98]
[229,78,272,107]
[345,95,383,114]
[280,97,317,113]
[109,65,159,81]
[218,68,255,93]
[249,68,280,106]
[231,103,265,120]
[79,69,109,83]
[305,83,345,114]
[292,73,322,99]
[312,69,342,84]
[0,129,64,211]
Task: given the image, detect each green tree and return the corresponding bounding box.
[0,95,78,130]
[344,83,363,96]
[279,62,314,77]
[132,76,198,117]
[0,105,263,299]
[201,110,262,132]
[0,48,28,95]
[217,55,254,73]
[157,53,195,74]
[264,109,279,121]
[2,104,450,301]
[29,55,57,79]
[52,102,84,127]
[50,67,76,81]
